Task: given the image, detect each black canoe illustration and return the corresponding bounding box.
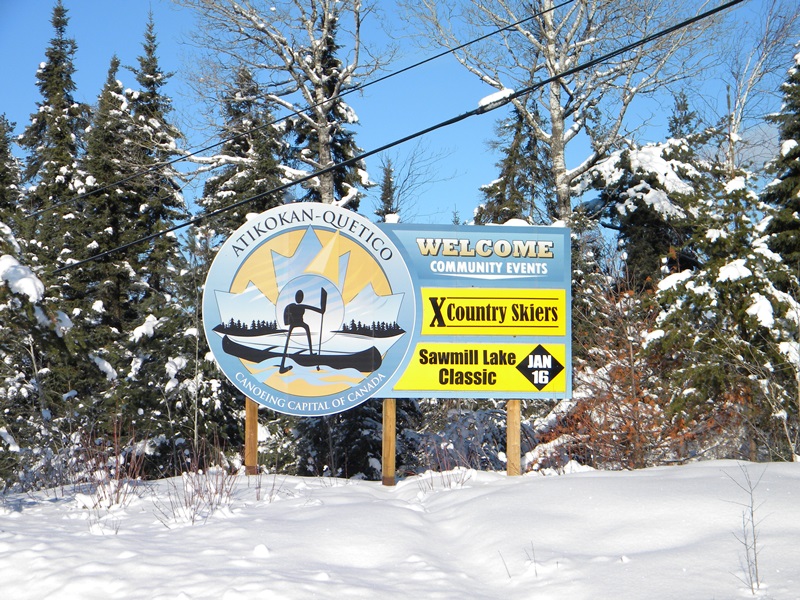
[222,335,382,372]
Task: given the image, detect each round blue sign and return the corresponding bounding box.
[202,203,415,416]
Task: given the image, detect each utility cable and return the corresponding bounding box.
[33,0,577,219]
[56,0,746,274]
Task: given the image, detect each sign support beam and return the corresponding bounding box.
[245,397,258,475]
[506,399,521,476]
[382,398,396,486]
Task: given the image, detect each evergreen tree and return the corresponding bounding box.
[125,13,186,306]
[576,112,800,461]
[18,0,89,264]
[651,150,799,461]
[11,1,92,448]
[0,210,74,489]
[198,65,286,234]
[71,56,160,442]
[475,106,553,225]
[582,95,704,289]
[288,10,368,208]
[81,57,145,330]
[763,49,800,280]
[0,116,21,226]
[91,15,193,474]
[374,159,398,222]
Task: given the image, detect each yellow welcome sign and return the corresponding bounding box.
[420,288,566,336]
[395,342,568,394]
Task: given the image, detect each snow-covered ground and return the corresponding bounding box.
[1,460,798,599]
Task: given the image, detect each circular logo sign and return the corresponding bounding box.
[202,203,414,416]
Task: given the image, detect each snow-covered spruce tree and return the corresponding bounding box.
[69,55,171,468]
[0,220,73,490]
[80,57,146,338]
[763,44,800,283]
[125,13,187,305]
[0,116,21,228]
[650,150,799,461]
[196,64,287,232]
[0,121,29,488]
[100,15,194,476]
[12,2,93,470]
[18,1,89,262]
[182,65,291,471]
[283,9,369,208]
[177,0,381,207]
[758,45,800,460]
[575,93,703,289]
[474,105,554,225]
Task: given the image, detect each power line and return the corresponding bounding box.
[33,0,577,220]
[56,0,746,274]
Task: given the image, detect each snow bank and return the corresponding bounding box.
[1,461,798,599]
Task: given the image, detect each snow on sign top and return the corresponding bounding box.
[202,203,415,417]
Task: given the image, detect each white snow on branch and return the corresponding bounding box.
[745,293,774,328]
[0,427,19,452]
[724,176,747,194]
[632,183,685,218]
[716,259,752,282]
[0,222,21,254]
[90,354,118,381]
[581,141,696,200]
[131,314,161,343]
[165,356,187,393]
[657,270,693,291]
[779,341,800,368]
[643,329,665,347]
[0,255,44,302]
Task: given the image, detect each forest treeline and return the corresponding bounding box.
[0,1,799,491]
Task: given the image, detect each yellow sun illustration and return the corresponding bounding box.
[229,228,392,302]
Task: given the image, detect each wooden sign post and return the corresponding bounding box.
[245,397,258,475]
[506,399,521,476]
[382,399,396,486]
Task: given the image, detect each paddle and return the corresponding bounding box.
[317,287,328,370]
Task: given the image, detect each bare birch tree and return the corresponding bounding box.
[405,0,718,217]
[174,0,386,205]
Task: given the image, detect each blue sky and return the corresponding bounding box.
[0,1,780,225]
[0,0,503,224]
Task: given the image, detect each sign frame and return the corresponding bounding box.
[380,222,572,400]
[202,204,571,417]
